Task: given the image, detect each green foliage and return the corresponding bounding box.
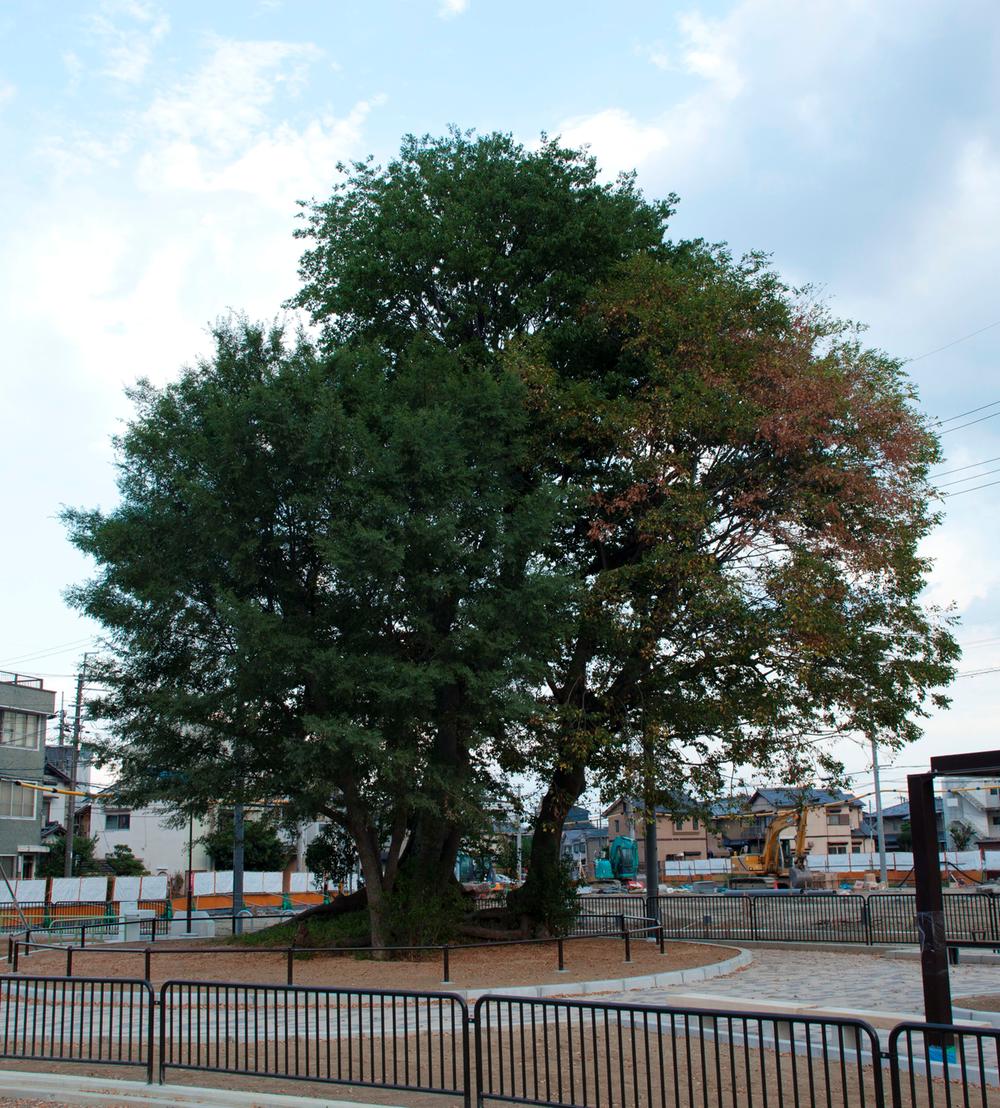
[382,871,467,946]
[495,833,530,877]
[897,820,913,851]
[38,834,102,878]
[201,813,291,872]
[506,856,578,937]
[294,128,673,355]
[304,824,357,886]
[949,820,977,851]
[105,844,147,876]
[235,909,371,949]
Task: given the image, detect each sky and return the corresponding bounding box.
[1,0,999,808]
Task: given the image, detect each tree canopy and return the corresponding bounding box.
[65,129,958,942]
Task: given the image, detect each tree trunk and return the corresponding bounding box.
[515,755,587,933]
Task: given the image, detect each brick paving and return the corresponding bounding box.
[612,946,1000,1014]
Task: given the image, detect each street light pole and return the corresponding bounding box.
[186,811,194,934]
[871,738,888,886]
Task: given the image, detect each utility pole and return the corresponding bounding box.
[232,802,245,935]
[63,654,93,879]
[871,738,888,886]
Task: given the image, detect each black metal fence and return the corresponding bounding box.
[2,972,998,1106]
[532,892,1000,947]
[160,979,470,1099]
[0,899,170,939]
[889,1022,1000,1108]
[0,974,154,1081]
[475,994,885,1107]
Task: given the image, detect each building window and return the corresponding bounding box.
[105,812,131,831]
[613,819,620,834]
[828,843,848,855]
[0,711,44,749]
[692,818,700,831]
[674,820,684,832]
[0,782,36,819]
[827,811,850,826]
[0,856,15,879]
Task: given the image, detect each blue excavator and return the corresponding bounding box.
[594,835,640,886]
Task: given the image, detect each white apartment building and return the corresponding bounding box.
[939,776,1000,848]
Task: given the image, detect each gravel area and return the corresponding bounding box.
[956,992,1000,1012]
[15,938,736,990]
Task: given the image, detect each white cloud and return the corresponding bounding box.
[4,32,380,398]
[144,39,322,156]
[676,11,744,98]
[88,0,170,84]
[557,108,672,180]
[438,0,469,19]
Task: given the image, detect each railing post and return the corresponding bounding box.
[12,941,18,972]
[80,924,86,948]
[862,895,873,946]
[557,938,565,972]
[442,944,451,984]
[748,895,758,942]
[623,921,632,964]
[988,889,999,944]
[658,922,665,955]
[65,945,73,976]
[151,915,157,942]
[286,945,294,986]
[144,947,152,982]
[6,934,12,964]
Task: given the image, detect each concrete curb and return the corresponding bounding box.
[953,1005,1000,1028]
[0,1071,403,1107]
[453,945,752,1000]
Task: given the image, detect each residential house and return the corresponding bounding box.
[879,798,946,852]
[602,797,728,876]
[0,671,56,879]
[726,788,875,859]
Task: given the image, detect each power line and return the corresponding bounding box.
[0,641,97,669]
[933,400,1000,427]
[906,318,1000,364]
[936,464,1000,489]
[954,665,1000,679]
[943,477,1000,498]
[932,454,1000,479]
[938,411,1000,436]
[956,635,1000,648]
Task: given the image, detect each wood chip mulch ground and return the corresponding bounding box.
[16,937,737,990]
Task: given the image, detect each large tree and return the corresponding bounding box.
[67,130,957,942]
[65,317,568,945]
[498,246,957,924]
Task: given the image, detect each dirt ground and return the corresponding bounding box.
[14,937,735,990]
[955,992,1000,1012]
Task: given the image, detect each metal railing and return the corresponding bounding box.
[538,892,1000,947]
[1,971,998,1105]
[9,915,665,984]
[475,994,885,1107]
[0,974,154,1081]
[0,899,170,938]
[889,1021,1000,1108]
[160,980,471,1100]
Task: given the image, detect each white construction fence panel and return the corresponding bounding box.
[140,875,168,900]
[112,877,141,902]
[193,872,215,896]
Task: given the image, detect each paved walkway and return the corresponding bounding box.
[610,947,999,1015]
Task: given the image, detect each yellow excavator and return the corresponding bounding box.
[729,808,811,889]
